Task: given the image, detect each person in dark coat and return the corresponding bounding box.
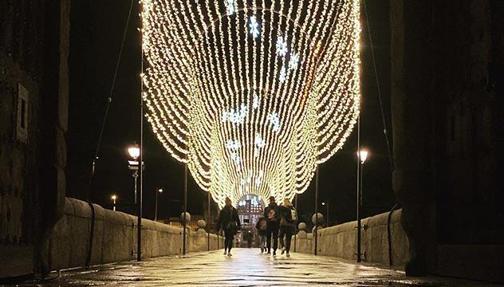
[217,197,241,256]
[263,196,280,255]
[255,216,267,253]
[279,198,297,257]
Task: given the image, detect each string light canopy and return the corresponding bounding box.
[141,0,361,208]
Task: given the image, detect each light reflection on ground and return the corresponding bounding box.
[12,249,504,286]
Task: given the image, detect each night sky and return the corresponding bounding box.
[68,0,394,225]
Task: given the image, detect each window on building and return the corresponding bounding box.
[16,83,28,143]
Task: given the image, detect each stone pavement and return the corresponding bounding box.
[12,249,504,286]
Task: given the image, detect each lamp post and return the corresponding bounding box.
[155,188,163,221]
[137,1,145,261]
[321,201,329,226]
[358,149,369,227]
[111,194,118,211]
[207,191,211,251]
[356,148,369,262]
[294,193,298,252]
[127,145,140,204]
[127,143,143,261]
[314,166,319,256]
[183,164,188,255]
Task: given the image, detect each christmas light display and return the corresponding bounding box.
[141,0,361,208]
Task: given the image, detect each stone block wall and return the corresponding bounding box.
[47,198,223,271]
[294,209,409,269]
[389,0,504,280]
[0,0,71,277]
[293,232,312,254]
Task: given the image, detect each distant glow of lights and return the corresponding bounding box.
[249,16,260,39]
[141,0,361,208]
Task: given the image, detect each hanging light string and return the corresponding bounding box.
[140,0,361,208]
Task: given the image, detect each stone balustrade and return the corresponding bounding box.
[48,198,223,271]
[294,209,409,268]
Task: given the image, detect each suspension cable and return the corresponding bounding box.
[88,0,135,197]
[363,0,394,171]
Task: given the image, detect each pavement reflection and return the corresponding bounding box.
[11,249,504,286]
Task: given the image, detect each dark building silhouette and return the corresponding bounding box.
[390,0,504,280]
[0,0,70,277]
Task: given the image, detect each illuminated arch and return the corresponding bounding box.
[141,0,361,207]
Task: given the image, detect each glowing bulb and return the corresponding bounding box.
[358,149,369,164]
[127,145,140,160]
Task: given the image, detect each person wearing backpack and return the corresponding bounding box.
[279,198,297,257]
[217,197,241,256]
[263,196,280,255]
[255,216,267,253]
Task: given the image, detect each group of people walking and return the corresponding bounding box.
[257,196,297,257]
[216,196,297,257]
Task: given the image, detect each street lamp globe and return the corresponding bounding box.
[111,194,118,211]
[358,149,369,164]
[321,202,326,206]
[158,188,163,193]
[127,145,140,160]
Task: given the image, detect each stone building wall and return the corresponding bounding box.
[390,0,504,282]
[433,0,503,246]
[0,0,70,278]
[0,53,40,279]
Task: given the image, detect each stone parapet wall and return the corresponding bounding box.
[48,198,223,271]
[294,209,409,268]
[293,232,312,254]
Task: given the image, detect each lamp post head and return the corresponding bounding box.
[358,149,369,164]
[127,144,140,160]
[321,202,326,206]
[158,188,163,193]
[111,194,118,201]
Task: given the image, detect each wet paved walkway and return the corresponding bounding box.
[15,249,504,286]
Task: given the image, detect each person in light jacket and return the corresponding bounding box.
[278,198,297,257]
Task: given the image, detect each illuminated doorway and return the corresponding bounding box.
[236,194,264,247]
